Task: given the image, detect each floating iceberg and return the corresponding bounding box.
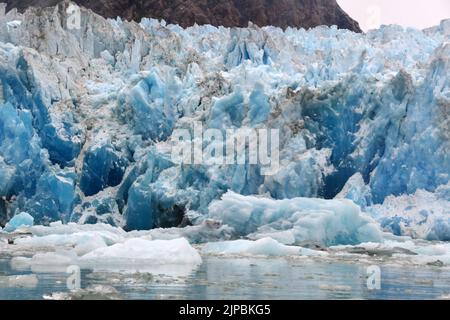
[14,231,110,255]
[3,211,33,232]
[202,237,326,257]
[11,251,78,273]
[79,237,202,266]
[208,191,383,246]
[8,224,203,275]
[330,238,450,267]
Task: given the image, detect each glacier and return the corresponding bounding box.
[0,2,449,248]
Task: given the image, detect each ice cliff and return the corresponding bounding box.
[0,2,449,243]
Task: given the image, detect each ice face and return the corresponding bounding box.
[368,188,450,241]
[0,3,448,242]
[336,173,373,210]
[117,71,176,141]
[79,137,128,197]
[72,187,123,227]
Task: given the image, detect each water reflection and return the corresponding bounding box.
[1,256,449,300]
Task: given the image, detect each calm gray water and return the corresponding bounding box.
[1,255,449,300]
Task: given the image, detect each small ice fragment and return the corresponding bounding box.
[0,274,38,288]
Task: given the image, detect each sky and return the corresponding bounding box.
[337,0,450,31]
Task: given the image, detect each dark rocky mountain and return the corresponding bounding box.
[4,0,362,32]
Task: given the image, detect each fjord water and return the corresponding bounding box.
[1,256,449,300]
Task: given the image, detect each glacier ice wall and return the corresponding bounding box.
[0,3,448,239]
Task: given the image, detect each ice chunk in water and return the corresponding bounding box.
[0,274,38,288]
[3,212,34,232]
[79,237,202,266]
[202,237,326,257]
[208,191,382,246]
